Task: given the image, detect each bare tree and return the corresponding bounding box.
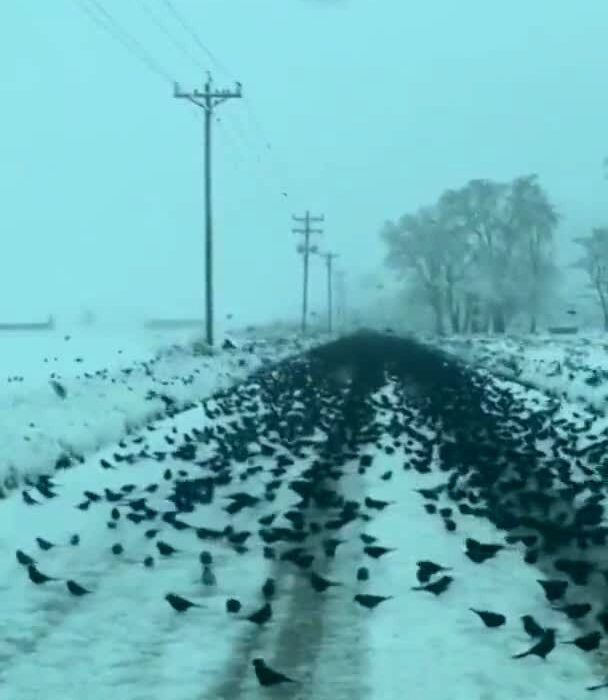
[572,227,608,330]
[504,174,560,332]
[381,206,452,334]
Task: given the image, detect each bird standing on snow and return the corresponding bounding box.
[354,594,392,610]
[201,565,216,586]
[416,560,451,584]
[66,580,91,596]
[165,593,203,613]
[562,631,601,652]
[27,564,59,585]
[512,628,556,660]
[464,538,505,564]
[252,658,295,686]
[521,614,544,638]
[469,608,506,628]
[247,602,272,625]
[412,575,453,596]
[310,572,341,593]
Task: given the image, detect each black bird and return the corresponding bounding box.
[165,593,202,612]
[28,564,59,585]
[262,578,275,599]
[360,534,377,545]
[597,611,608,634]
[416,560,451,584]
[415,486,443,501]
[310,572,341,593]
[512,628,556,660]
[258,513,277,527]
[470,608,506,628]
[156,541,179,557]
[521,614,544,638]
[464,538,505,564]
[322,538,344,558]
[36,537,55,552]
[562,631,601,652]
[16,550,36,567]
[70,534,80,546]
[252,658,295,687]
[364,496,393,511]
[199,551,213,566]
[412,575,453,596]
[84,490,102,502]
[50,380,67,398]
[588,680,608,691]
[357,566,369,582]
[143,556,154,568]
[552,603,592,620]
[354,594,392,610]
[537,579,568,602]
[66,579,91,596]
[22,491,40,506]
[247,602,272,625]
[553,558,595,586]
[226,598,241,614]
[363,545,395,559]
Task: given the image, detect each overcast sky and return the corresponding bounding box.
[2,0,608,326]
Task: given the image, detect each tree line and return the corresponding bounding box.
[379,174,608,334]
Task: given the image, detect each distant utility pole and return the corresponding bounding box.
[335,270,346,328]
[174,73,242,347]
[292,211,324,333]
[318,252,338,333]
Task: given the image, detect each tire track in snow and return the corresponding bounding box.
[210,458,369,700]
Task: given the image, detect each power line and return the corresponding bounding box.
[74,0,175,85]
[161,0,234,79]
[136,0,207,73]
[159,1,292,205]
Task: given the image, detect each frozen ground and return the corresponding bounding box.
[1,329,608,698]
[0,326,321,490]
[440,332,608,412]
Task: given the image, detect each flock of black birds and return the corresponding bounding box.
[10,329,608,691]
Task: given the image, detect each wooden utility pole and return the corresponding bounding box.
[318,252,338,333]
[335,270,346,328]
[174,73,242,347]
[292,211,324,333]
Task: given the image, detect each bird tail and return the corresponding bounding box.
[512,650,530,659]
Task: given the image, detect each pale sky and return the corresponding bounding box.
[2,0,608,326]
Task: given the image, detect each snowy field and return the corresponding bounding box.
[441,332,608,412]
[0,326,322,493]
[2,328,608,698]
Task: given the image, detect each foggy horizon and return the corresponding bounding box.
[2,1,608,328]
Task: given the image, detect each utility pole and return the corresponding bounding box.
[174,73,242,347]
[292,211,324,333]
[335,270,346,329]
[318,252,338,333]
